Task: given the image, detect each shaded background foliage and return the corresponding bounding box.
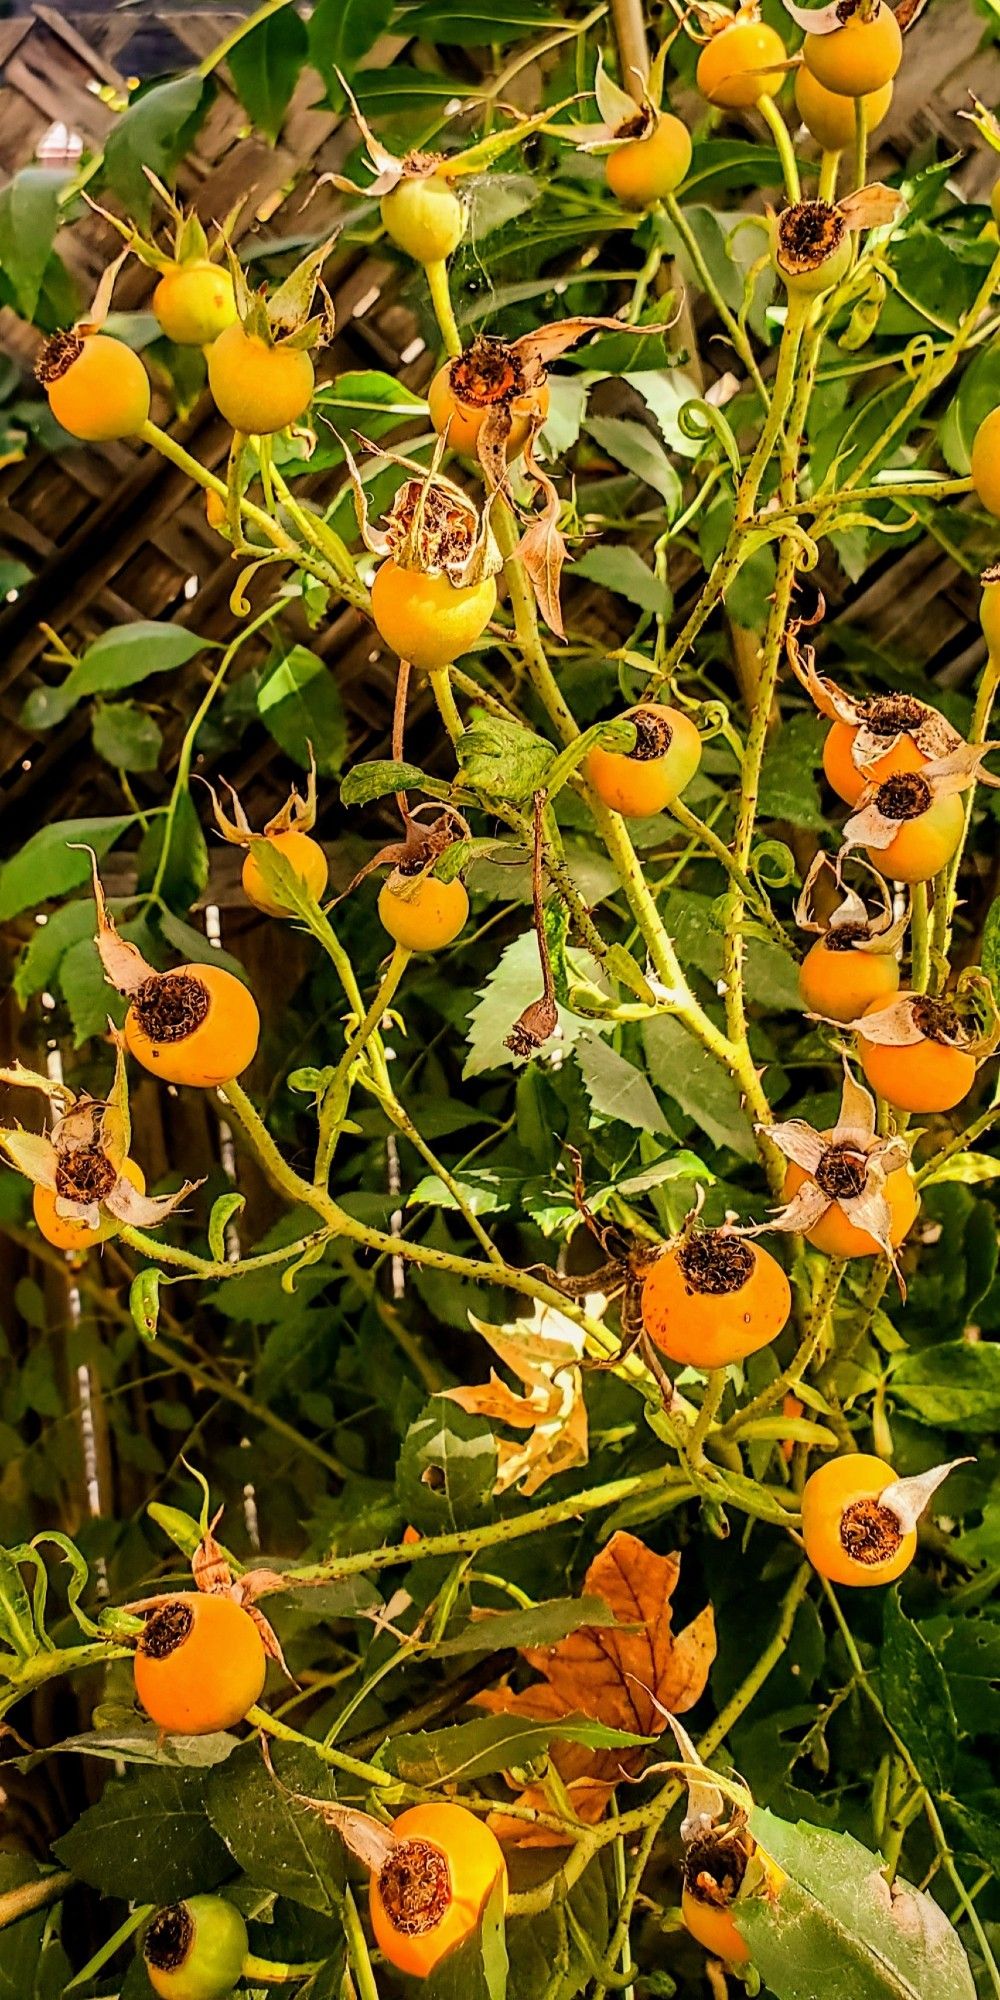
[0,2,998,1997]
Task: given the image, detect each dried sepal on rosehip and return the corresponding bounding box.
[772,185,904,298]
[204,756,328,918]
[35,249,151,442]
[263,1757,508,1981]
[206,234,338,435]
[783,0,904,98]
[786,605,961,805]
[641,1218,792,1368]
[320,70,566,267]
[340,799,472,953]
[429,316,644,484]
[692,2,789,110]
[646,1714,780,1967]
[548,49,693,205]
[343,436,501,669]
[795,852,905,1021]
[840,742,1000,884]
[764,1063,917,1282]
[128,1507,291,1736]
[87,854,260,1088]
[0,1043,200,1252]
[839,973,1000,1115]
[801,1452,971,1587]
[86,172,239,348]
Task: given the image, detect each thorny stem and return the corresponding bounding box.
[721,1258,847,1440]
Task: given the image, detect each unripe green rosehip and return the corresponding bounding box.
[143,1897,248,2000]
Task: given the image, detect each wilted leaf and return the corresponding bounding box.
[478,1533,714,1843]
[445,1300,589,1497]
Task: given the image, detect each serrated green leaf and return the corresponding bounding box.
[205,1740,345,1912]
[91,700,163,773]
[53,1765,232,1901]
[0,168,67,319]
[341,760,433,807]
[397,1398,497,1533]
[258,646,346,775]
[891,1342,1000,1432]
[457,717,554,802]
[380,1712,650,1785]
[738,1808,976,2000]
[881,1590,957,1792]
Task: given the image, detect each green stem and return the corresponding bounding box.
[663,193,770,409]
[64,1906,153,1991]
[688,1367,727,1466]
[667,797,788,945]
[839,245,1000,493]
[289,1466,689,1585]
[852,92,868,194]
[150,599,280,903]
[935,649,1000,967]
[909,880,930,993]
[818,149,840,202]
[344,1888,382,2000]
[314,946,411,1184]
[247,1704,397,1790]
[427,665,465,741]
[241,1954,327,1984]
[758,94,801,203]
[425,258,462,358]
[721,1258,846,1439]
[0,1871,73,1933]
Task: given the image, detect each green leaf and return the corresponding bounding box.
[399,0,564,35]
[738,1808,976,2000]
[574,1032,668,1134]
[464,933,602,1078]
[0,169,67,319]
[0,816,132,922]
[880,1590,957,1791]
[457,716,554,802]
[103,76,208,224]
[0,1857,70,2000]
[59,934,125,1048]
[341,759,433,807]
[92,700,163,773]
[53,1765,232,1902]
[227,5,308,142]
[429,1594,613,1659]
[919,1151,1000,1188]
[313,369,426,436]
[409,1169,528,1216]
[307,0,394,101]
[0,1550,38,1661]
[129,1269,162,1343]
[258,646,347,775]
[891,1342,1000,1432]
[13,899,96,1004]
[397,1397,497,1533]
[981,893,1000,1002]
[157,913,252,987]
[585,415,683,514]
[643,1014,757,1158]
[758,714,828,831]
[22,622,203,732]
[205,1740,345,1912]
[570,544,670,617]
[938,342,1000,474]
[507,1856,608,2000]
[380,1712,650,1786]
[208,1193,245,1262]
[137,791,209,914]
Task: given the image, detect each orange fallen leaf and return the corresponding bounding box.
[478,1531,715,1846]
